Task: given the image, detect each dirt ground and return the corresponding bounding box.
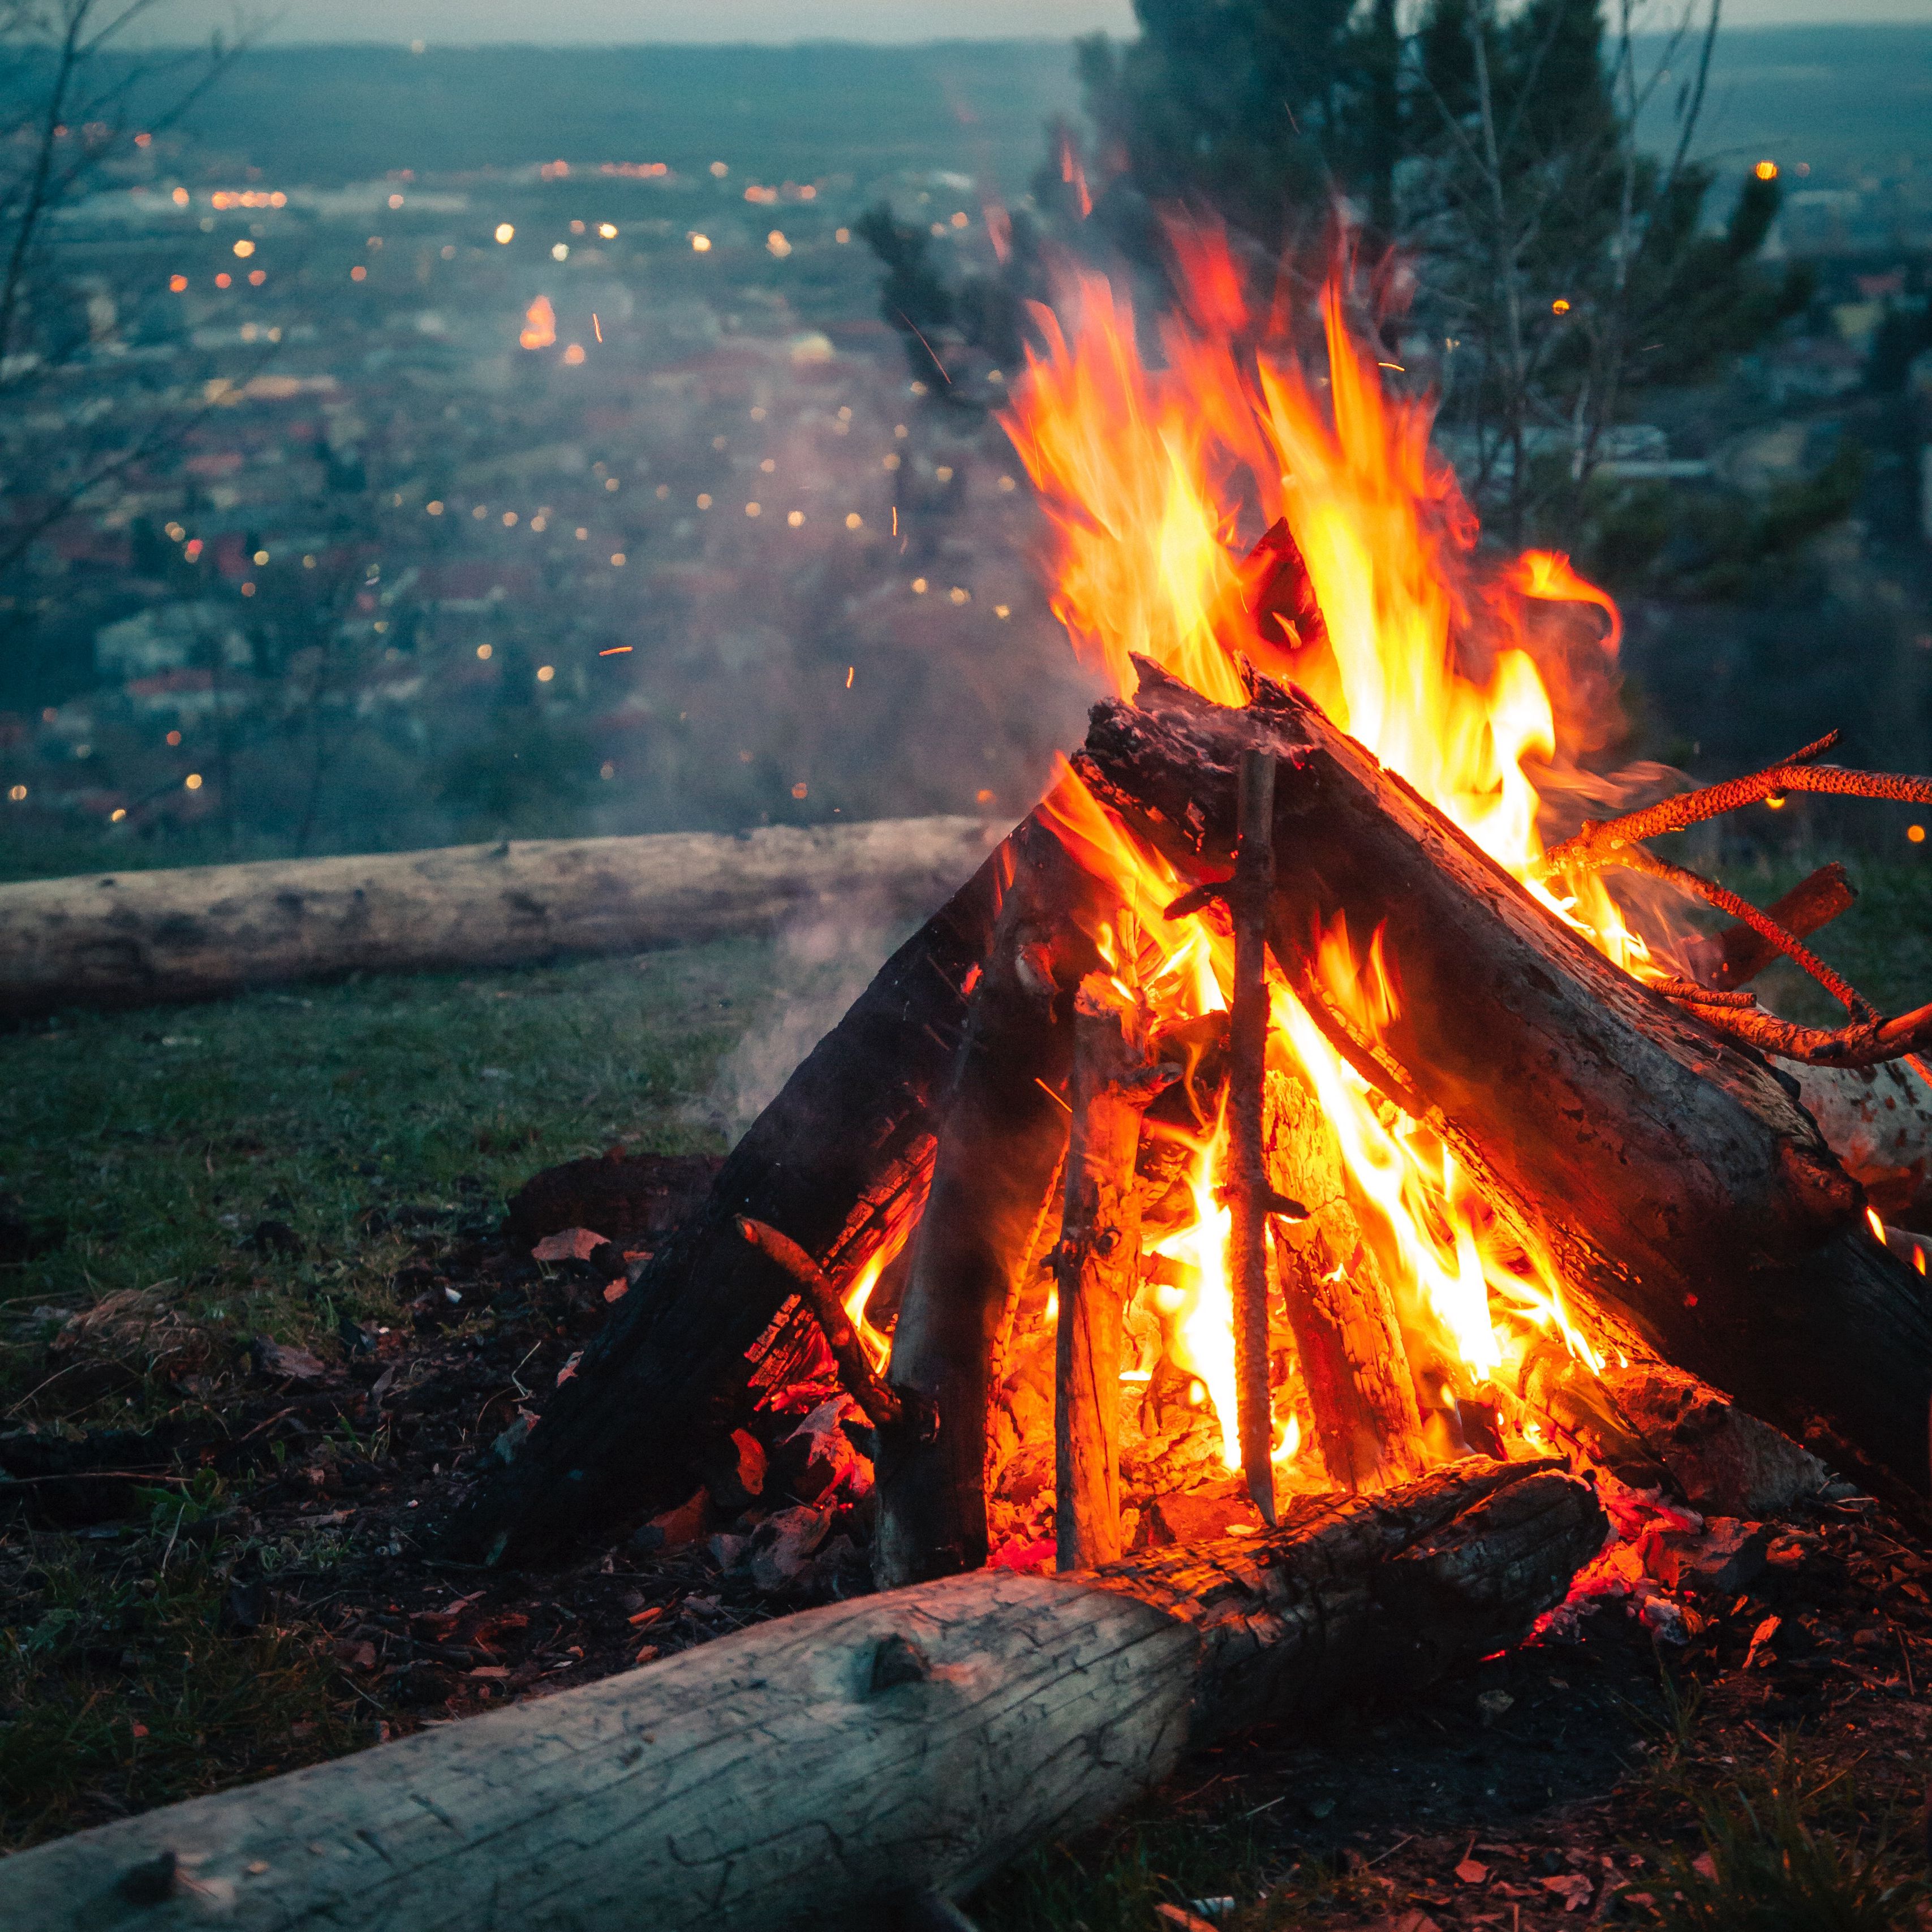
[5,1155,1931,1928]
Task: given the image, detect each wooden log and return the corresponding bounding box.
[1263,1068,1430,1490]
[874,821,1100,1587]
[1076,664,1932,1507]
[1680,861,1856,992]
[1791,1058,1932,1228]
[0,817,997,1017]
[1055,973,1176,1571]
[0,1460,1602,1932]
[440,834,1008,1567]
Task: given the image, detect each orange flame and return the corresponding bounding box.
[1005,242,1633,1456]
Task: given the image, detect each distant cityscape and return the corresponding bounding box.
[1,28,1929,865]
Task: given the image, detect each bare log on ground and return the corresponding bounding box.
[1264,1068,1429,1491]
[1077,665,1932,1507]
[0,817,998,1018]
[1055,974,1176,1571]
[441,837,1009,1567]
[0,1461,1601,1932]
[875,821,1100,1588]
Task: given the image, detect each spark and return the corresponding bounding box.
[592,313,602,342]
[600,646,632,656]
[845,666,854,688]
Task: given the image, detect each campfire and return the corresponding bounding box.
[19,247,1932,1932]
[450,244,1932,1606]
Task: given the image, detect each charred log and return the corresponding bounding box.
[1681,862,1856,993]
[1076,665,1932,1509]
[441,841,1007,1567]
[1053,974,1177,1571]
[874,822,1099,1588]
[1263,1068,1429,1491]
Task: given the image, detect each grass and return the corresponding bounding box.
[0,940,772,1430]
[1647,1744,1925,1932]
[0,1535,364,1849]
[0,937,778,1846]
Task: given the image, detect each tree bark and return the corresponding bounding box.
[1055,975,1174,1572]
[874,821,1098,1588]
[0,817,996,1017]
[0,1461,1600,1932]
[440,834,1008,1567]
[1076,665,1932,1507]
[1264,1069,1430,1491]
[1790,1058,1932,1228]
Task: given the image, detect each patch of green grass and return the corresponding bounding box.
[0,940,772,1428]
[0,1537,363,1851]
[1648,1742,1923,1931]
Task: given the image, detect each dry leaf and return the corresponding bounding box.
[1541,1874,1592,1910]
[531,1227,609,1262]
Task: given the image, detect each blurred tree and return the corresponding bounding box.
[853,199,1022,401]
[963,0,1811,547]
[0,2,237,583]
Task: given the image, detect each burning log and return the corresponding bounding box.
[1227,750,1283,1524]
[875,821,1099,1587]
[1078,665,1932,1509]
[1053,971,1177,1570]
[733,1218,930,1440]
[0,1461,1601,1932]
[0,817,996,1018]
[441,840,1008,1567]
[1264,1069,1430,1491]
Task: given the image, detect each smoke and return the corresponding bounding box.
[705,895,914,1142]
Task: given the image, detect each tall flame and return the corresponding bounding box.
[1005,246,1631,1462]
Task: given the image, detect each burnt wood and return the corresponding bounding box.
[441,839,1009,1566]
[1681,861,1856,992]
[1264,1069,1430,1490]
[1053,975,1176,1571]
[874,821,1098,1587]
[1077,665,1932,1507]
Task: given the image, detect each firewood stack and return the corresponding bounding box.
[444,523,1932,1595]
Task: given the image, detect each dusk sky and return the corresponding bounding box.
[151,0,1932,44]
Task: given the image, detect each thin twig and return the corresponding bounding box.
[735,1217,932,1441]
[1612,844,1875,1021]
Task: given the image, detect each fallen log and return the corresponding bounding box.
[1077,665,1932,1508]
[441,836,1008,1567]
[0,1460,1600,1932]
[0,817,995,1018]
